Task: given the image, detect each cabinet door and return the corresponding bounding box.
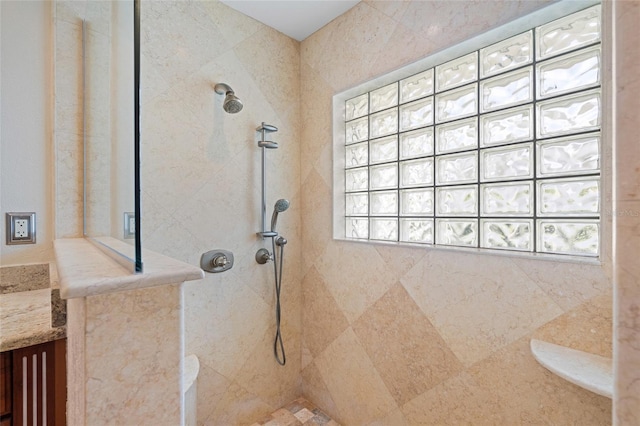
[12,339,66,426]
[0,351,11,420]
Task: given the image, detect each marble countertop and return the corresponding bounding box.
[54,238,204,299]
[0,289,66,352]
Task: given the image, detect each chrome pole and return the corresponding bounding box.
[261,127,267,237]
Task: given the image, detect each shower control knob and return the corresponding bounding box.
[200,249,234,273]
[212,255,228,268]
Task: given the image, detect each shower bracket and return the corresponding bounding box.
[255,248,272,265]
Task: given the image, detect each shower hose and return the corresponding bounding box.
[272,237,286,366]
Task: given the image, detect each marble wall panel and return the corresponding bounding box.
[83,284,182,425]
[614,1,640,422]
[138,2,303,424]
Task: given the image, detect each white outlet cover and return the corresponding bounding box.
[14,219,29,237]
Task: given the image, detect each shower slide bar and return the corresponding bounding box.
[257,122,279,238]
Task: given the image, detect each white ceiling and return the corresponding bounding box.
[220,0,361,41]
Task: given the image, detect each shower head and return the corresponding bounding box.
[271,199,290,233]
[274,199,290,213]
[214,83,243,114]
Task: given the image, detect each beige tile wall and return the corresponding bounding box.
[138,2,302,424]
[300,1,614,424]
[613,1,640,424]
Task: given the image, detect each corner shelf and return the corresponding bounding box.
[530,339,612,399]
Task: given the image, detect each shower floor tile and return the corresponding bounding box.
[250,397,340,426]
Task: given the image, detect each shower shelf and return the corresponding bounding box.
[530,339,612,399]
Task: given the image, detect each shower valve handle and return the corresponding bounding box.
[200,249,234,273]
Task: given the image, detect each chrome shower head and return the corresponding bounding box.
[271,199,290,232]
[214,83,243,114]
[274,199,290,213]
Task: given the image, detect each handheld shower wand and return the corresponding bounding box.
[271,199,290,233]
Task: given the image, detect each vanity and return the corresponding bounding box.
[0,264,67,425]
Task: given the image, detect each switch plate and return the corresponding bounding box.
[6,212,36,245]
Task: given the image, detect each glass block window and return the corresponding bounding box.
[341,4,602,257]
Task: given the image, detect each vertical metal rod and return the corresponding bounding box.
[134,0,143,272]
[81,20,87,237]
[261,127,267,236]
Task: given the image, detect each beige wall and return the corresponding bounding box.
[613,1,640,423]
[0,1,54,265]
[138,2,302,424]
[299,1,614,424]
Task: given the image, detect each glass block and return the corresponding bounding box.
[370,191,398,216]
[400,127,434,160]
[536,5,601,60]
[370,163,398,190]
[436,117,478,154]
[370,83,398,113]
[400,188,434,216]
[345,141,368,168]
[370,218,398,241]
[346,193,368,216]
[370,136,397,164]
[370,108,398,139]
[436,152,478,185]
[435,83,477,123]
[400,69,434,103]
[537,89,600,138]
[436,219,478,247]
[537,46,601,99]
[481,182,533,216]
[436,52,478,92]
[400,97,433,131]
[537,220,599,256]
[346,218,368,239]
[400,219,434,244]
[400,158,433,188]
[345,117,368,144]
[537,133,600,177]
[480,105,533,147]
[480,67,532,113]
[480,31,533,78]
[481,219,533,251]
[481,143,533,182]
[537,177,600,216]
[345,93,368,121]
[436,185,478,216]
[345,167,368,192]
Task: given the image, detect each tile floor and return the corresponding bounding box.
[250,397,340,426]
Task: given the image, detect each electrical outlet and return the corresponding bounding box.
[6,212,36,245]
[14,219,29,238]
[124,212,136,239]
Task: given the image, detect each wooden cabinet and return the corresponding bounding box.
[1,351,11,423]
[0,339,66,425]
